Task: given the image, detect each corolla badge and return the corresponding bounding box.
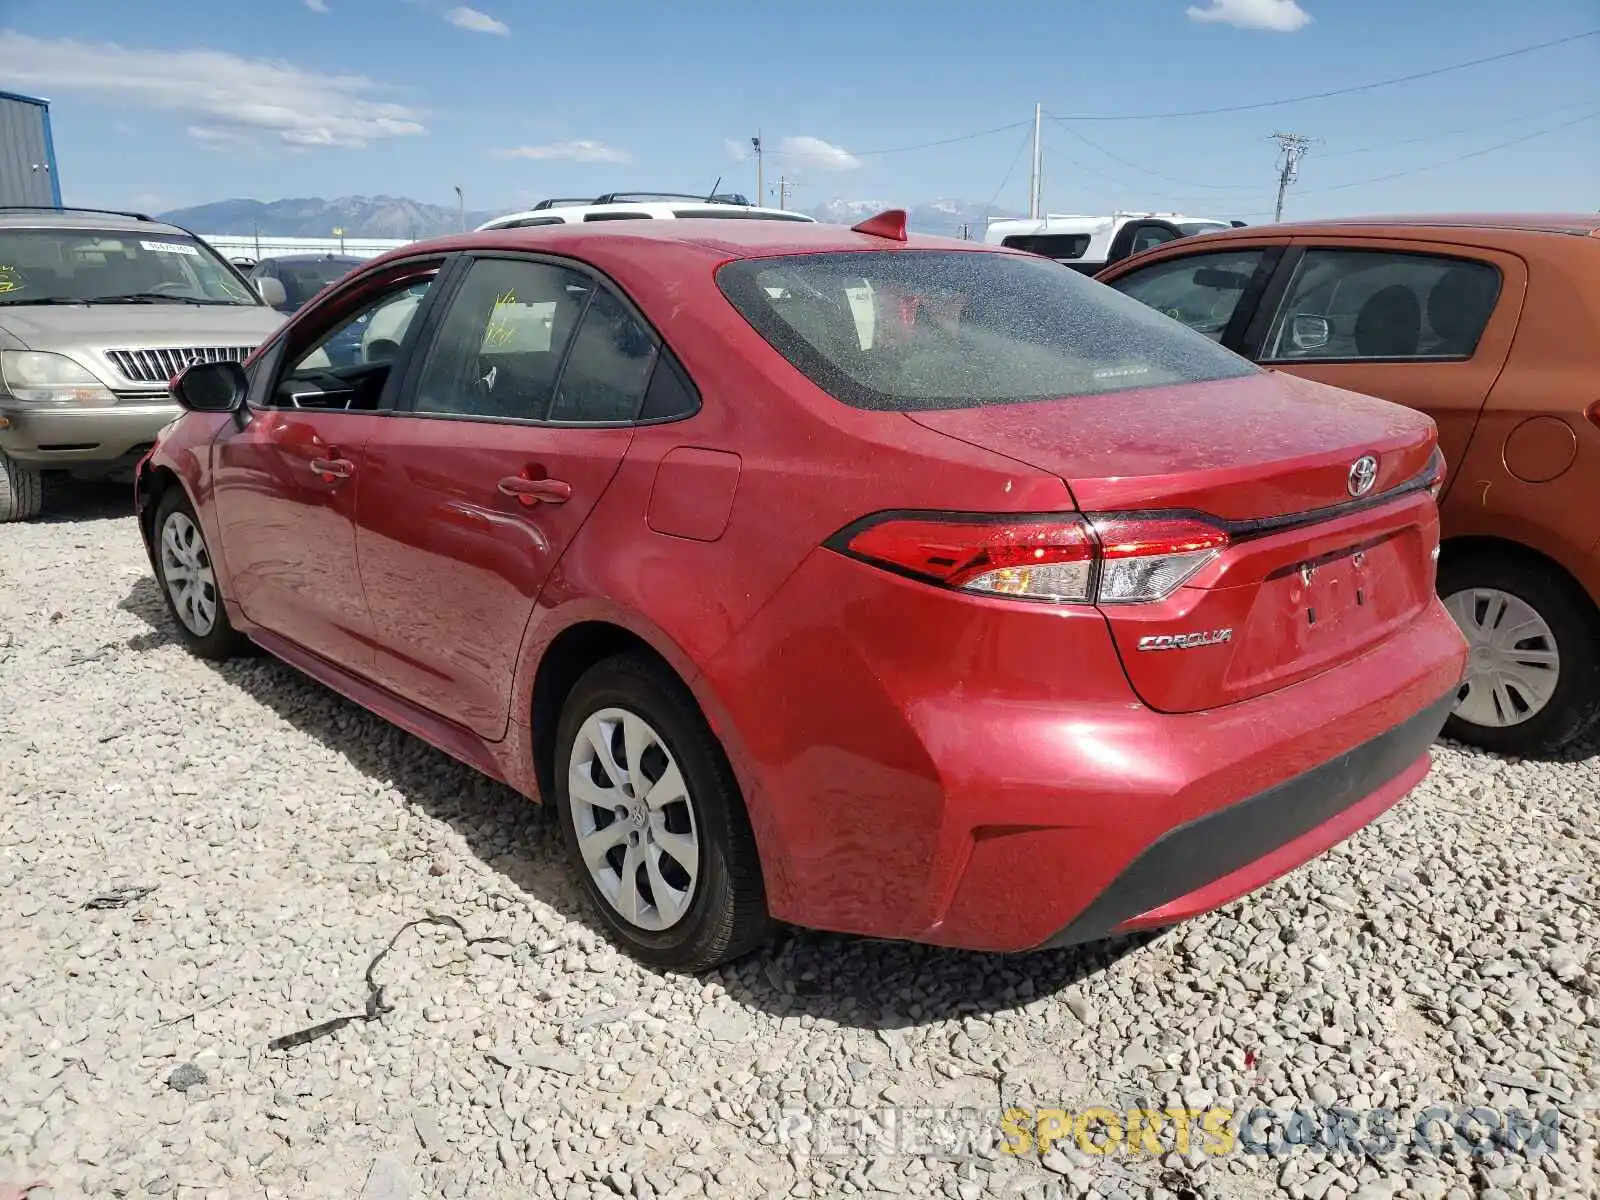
[1347,455,1379,498]
[1137,629,1233,652]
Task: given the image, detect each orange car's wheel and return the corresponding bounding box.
[1440,555,1600,757]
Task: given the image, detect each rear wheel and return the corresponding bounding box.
[0,451,43,522]
[1439,555,1600,756]
[554,654,770,971]
[152,488,248,661]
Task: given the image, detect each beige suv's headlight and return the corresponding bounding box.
[0,350,116,406]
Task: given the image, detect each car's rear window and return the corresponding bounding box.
[716,249,1258,411]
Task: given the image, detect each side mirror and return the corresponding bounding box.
[173,360,248,413]
[1289,314,1332,352]
[255,276,288,308]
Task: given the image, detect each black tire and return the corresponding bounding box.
[150,487,249,661]
[554,654,771,972]
[1439,554,1600,757]
[0,450,43,522]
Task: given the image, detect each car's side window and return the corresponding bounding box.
[1263,249,1501,363]
[1105,249,1268,342]
[547,287,658,423]
[265,274,438,410]
[1127,223,1181,256]
[412,258,596,421]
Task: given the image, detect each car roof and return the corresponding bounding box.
[394,216,984,267]
[0,207,193,237]
[477,201,816,229]
[1183,213,1600,239]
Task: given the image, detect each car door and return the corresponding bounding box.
[1099,243,1287,347]
[209,259,447,673]
[354,253,655,739]
[1239,239,1526,496]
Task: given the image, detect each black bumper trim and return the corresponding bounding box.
[1039,689,1456,949]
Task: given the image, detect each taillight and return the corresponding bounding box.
[831,512,1228,605]
[1586,400,1600,432]
[841,515,1096,602]
[1090,516,1229,604]
[1423,446,1446,501]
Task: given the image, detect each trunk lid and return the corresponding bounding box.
[907,371,1443,713]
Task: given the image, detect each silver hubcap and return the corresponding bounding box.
[160,511,218,637]
[567,708,700,932]
[1443,586,1560,729]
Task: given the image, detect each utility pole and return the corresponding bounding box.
[454,185,465,232]
[1270,132,1313,222]
[777,175,790,210]
[1028,102,1043,221]
[751,134,763,211]
[959,223,970,240]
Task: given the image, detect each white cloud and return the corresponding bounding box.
[776,136,861,172]
[446,5,509,34]
[0,31,426,149]
[303,0,330,12]
[497,140,632,164]
[1185,0,1311,31]
[723,137,751,163]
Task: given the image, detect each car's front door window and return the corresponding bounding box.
[1105,249,1268,342]
[268,275,438,410]
[1262,249,1501,362]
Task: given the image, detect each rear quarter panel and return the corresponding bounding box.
[1440,235,1600,604]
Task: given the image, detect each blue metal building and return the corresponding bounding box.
[0,91,62,208]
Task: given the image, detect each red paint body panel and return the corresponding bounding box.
[134,219,1470,954]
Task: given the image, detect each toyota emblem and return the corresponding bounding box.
[1347,455,1379,498]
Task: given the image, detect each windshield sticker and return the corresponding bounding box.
[0,265,26,294]
[140,240,200,257]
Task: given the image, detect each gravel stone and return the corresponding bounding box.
[1,489,1596,1200]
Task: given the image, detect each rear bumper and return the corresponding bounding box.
[0,400,177,467]
[1038,689,1454,947]
[702,548,1468,952]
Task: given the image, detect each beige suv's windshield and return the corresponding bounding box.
[0,228,260,307]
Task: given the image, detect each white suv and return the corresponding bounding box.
[984,212,1241,274]
[477,192,816,231]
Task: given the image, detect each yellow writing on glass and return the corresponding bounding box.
[483,289,520,348]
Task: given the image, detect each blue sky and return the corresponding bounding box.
[1,0,1596,222]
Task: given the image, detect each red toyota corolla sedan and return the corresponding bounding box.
[135,212,1467,971]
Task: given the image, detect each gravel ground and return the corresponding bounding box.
[1,483,1597,1200]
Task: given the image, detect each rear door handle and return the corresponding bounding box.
[498,476,571,505]
[309,457,355,480]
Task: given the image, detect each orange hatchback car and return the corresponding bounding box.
[1098,214,1600,757]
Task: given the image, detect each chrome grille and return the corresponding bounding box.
[105,346,254,385]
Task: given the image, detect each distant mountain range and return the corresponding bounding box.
[160,194,1020,240]
[159,195,500,239]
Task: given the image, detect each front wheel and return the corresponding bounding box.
[0,450,43,522]
[151,488,248,661]
[554,655,770,971]
[1439,556,1600,757]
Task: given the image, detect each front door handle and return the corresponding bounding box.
[498,476,571,505]
[309,457,355,481]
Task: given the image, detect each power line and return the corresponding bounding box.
[1317,100,1599,158]
[1045,112,1242,190]
[1051,28,1599,121]
[986,122,1036,210]
[1301,107,1600,194]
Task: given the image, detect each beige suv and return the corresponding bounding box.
[0,206,284,520]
